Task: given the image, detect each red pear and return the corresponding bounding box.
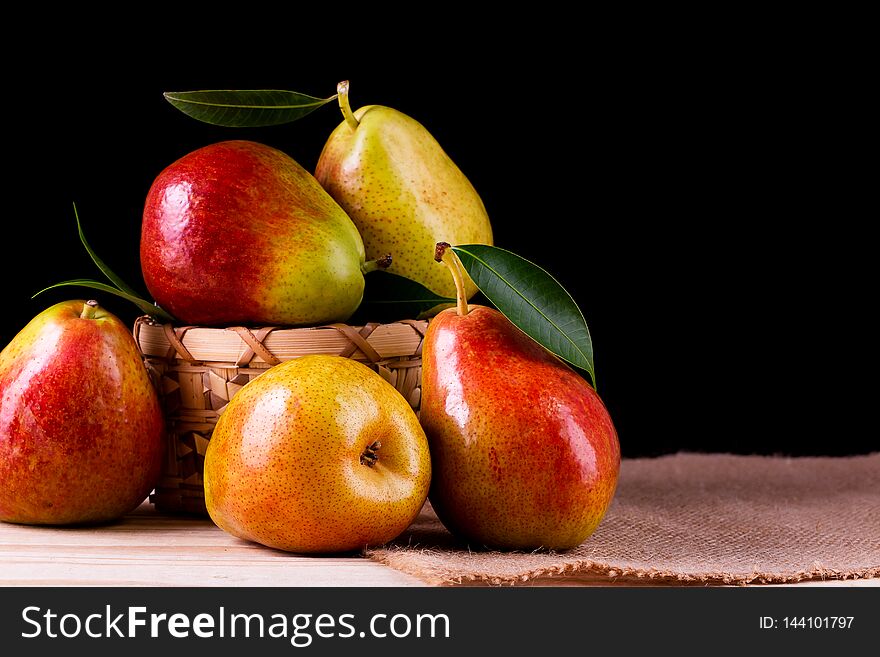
[141,140,375,326]
[420,248,620,549]
[0,300,164,524]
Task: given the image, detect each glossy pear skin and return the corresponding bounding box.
[204,355,431,553]
[0,301,164,524]
[142,140,367,326]
[315,106,493,299]
[420,306,620,549]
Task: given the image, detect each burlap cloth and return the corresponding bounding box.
[366,453,880,585]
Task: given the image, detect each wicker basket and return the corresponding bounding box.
[133,316,428,514]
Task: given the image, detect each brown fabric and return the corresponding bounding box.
[367,453,880,586]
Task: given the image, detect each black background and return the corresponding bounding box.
[2,29,871,458]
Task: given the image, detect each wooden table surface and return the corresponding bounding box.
[1,502,876,587]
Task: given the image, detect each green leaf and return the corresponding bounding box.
[32,279,176,323]
[164,89,337,127]
[451,244,595,386]
[73,203,140,297]
[356,271,454,323]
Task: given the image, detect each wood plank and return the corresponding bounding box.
[0,502,423,587]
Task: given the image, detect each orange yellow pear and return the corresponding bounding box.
[203,355,430,553]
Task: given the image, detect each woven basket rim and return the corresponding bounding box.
[134,315,428,367]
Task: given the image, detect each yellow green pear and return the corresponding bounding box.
[315,81,493,300]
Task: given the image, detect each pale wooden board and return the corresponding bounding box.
[1,503,875,587]
[0,502,423,587]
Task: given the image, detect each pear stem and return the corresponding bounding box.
[337,80,360,131]
[80,299,99,319]
[361,254,392,275]
[434,242,469,316]
[360,440,382,467]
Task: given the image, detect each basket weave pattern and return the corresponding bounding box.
[133,317,427,514]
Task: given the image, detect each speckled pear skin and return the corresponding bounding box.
[315,106,493,300]
[142,140,367,326]
[420,305,620,550]
[203,355,431,553]
[0,301,165,525]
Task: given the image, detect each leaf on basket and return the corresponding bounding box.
[164,89,337,127]
[357,271,454,322]
[452,244,595,387]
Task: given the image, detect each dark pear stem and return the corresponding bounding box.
[360,440,382,467]
[337,80,360,131]
[361,254,392,275]
[434,242,469,316]
[80,300,99,319]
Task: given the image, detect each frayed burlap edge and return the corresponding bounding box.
[367,546,880,586]
[366,453,880,586]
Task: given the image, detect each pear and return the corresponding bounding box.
[419,247,620,550]
[203,355,431,553]
[315,81,493,301]
[142,140,388,326]
[0,300,164,524]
